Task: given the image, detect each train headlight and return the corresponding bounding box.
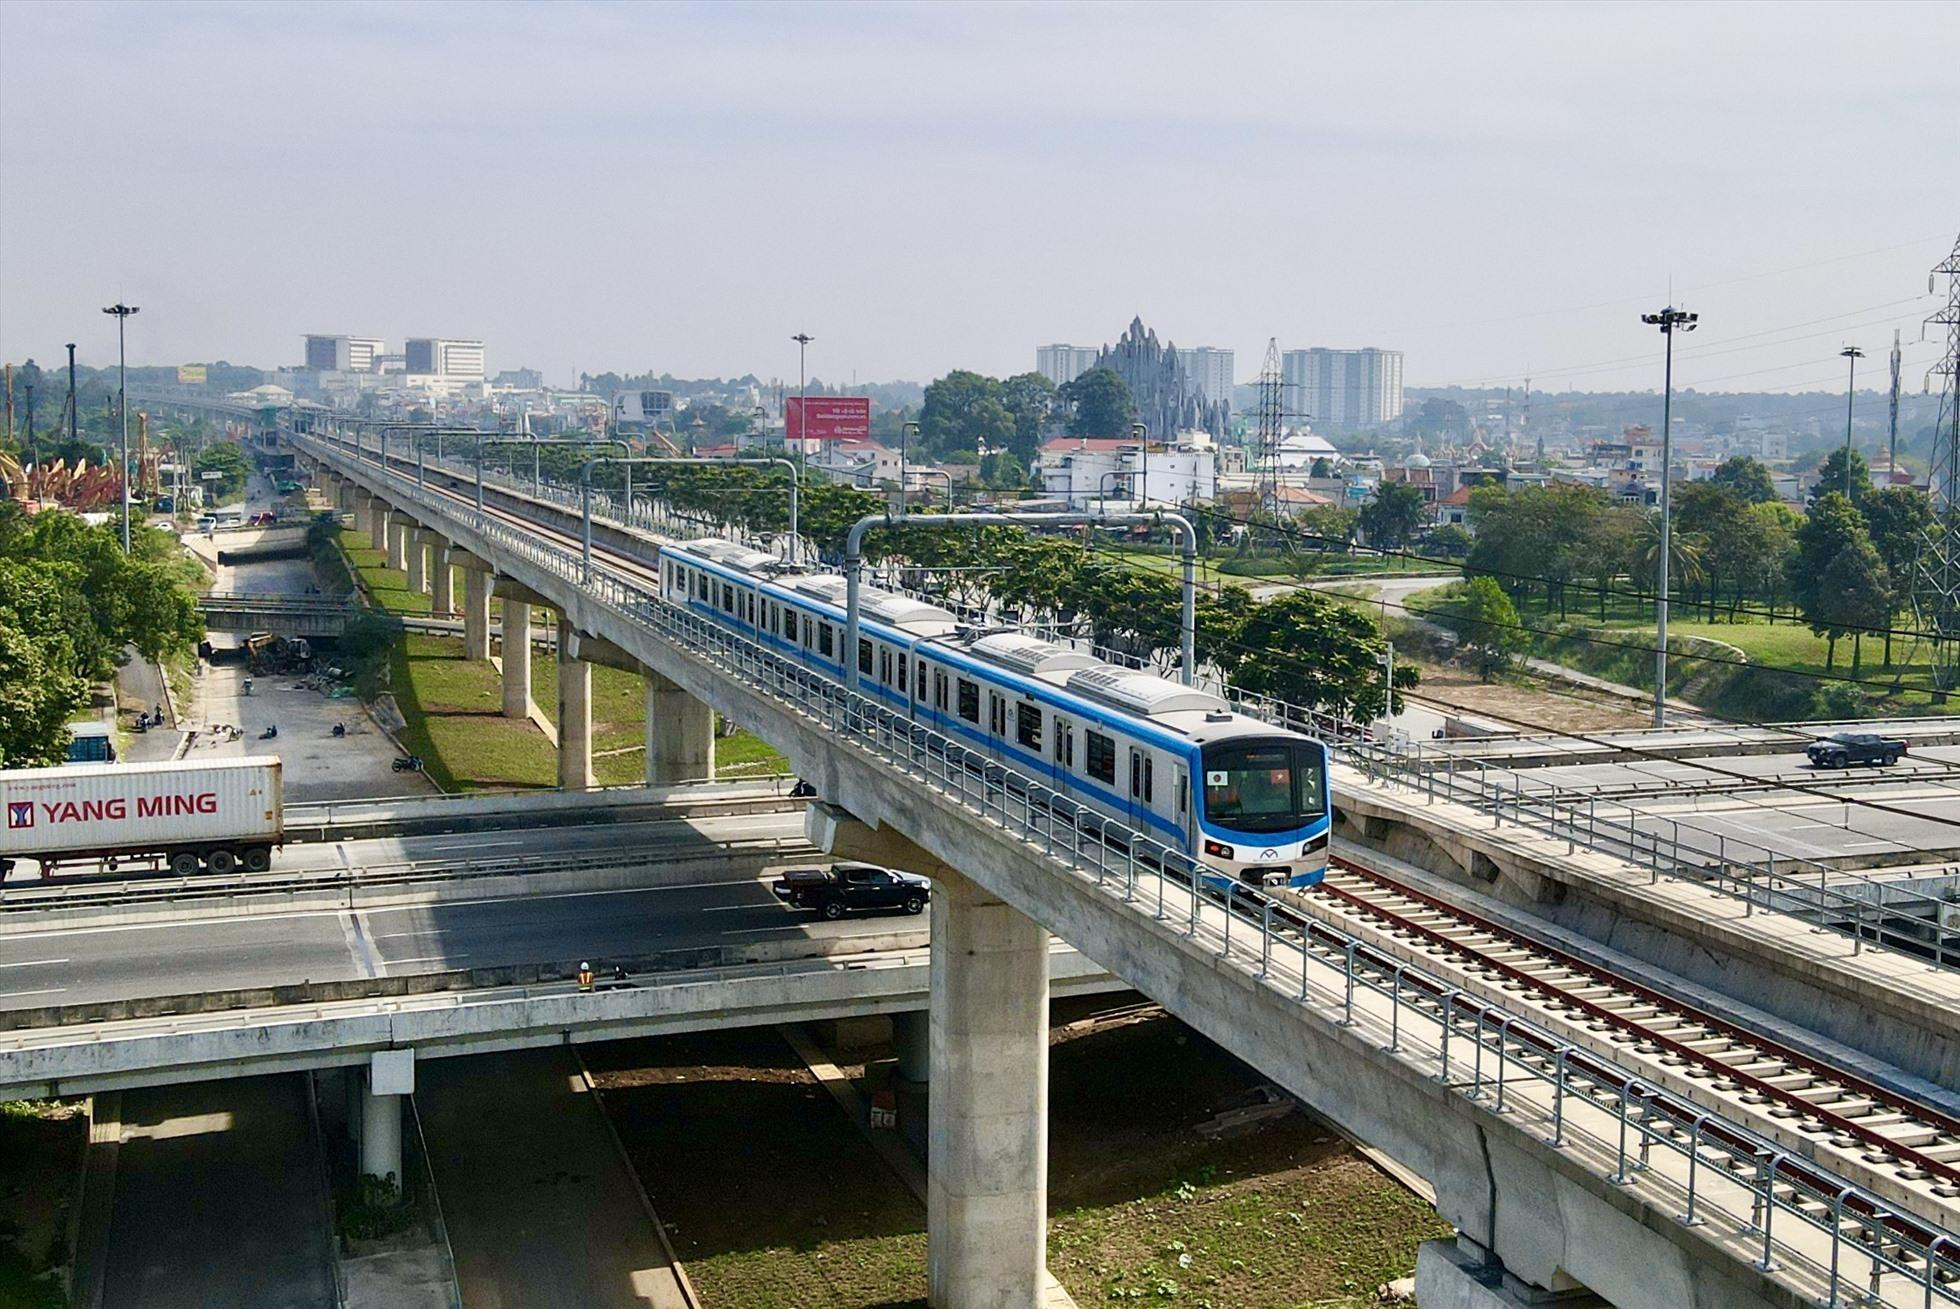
[1203,839,1234,859]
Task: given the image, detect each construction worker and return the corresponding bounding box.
[577,960,594,992]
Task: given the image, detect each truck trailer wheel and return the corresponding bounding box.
[244,847,272,873]
[206,849,238,875]
[170,851,202,877]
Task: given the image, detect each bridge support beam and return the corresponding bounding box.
[369,500,391,553]
[1416,1237,1600,1309]
[644,670,715,785]
[501,600,532,721]
[557,620,594,790]
[929,867,1049,1309]
[462,568,493,661]
[406,529,428,595]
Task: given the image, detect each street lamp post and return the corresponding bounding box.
[1640,305,1697,727]
[1130,422,1149,507]
[103,302,140,550]
[791,333,814,476]
[901,420,919,515]
[1840,345,1865,499]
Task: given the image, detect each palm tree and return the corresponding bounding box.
[1632,513,1708,613]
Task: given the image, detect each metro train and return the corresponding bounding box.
[659,538,1331,891]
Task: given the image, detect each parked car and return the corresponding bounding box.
[1805,733,1908,768]
[771,863,929,919]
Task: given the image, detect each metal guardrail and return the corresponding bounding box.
[313,431,1960,967]
[302,431,1960,1304]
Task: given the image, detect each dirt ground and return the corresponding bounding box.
[1408,660,1654,733]
[0,1100,86,1309]
[583,1000,1447,1309]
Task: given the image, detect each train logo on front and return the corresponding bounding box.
[7,802,32,830]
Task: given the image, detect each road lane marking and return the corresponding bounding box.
[0,987,66,1000]
[370,929,446,940]
[386,953,469,966]
[0,958,69,969]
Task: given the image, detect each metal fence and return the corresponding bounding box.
[301,431,1960,1306]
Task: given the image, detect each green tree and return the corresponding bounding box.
[1813,447,1871,506]
[1859,485,1933,665]
[1466,483,1619,618]
[1309,456,1333,478]
[1442,576,1529,681]
[918,371,1013,461]
[1059,368,1136,437]
[1232,589,1416,719]
[1812,540,1890,671]
[1356,480,1426,554]
[193,441,253,502]
[1427,524,1473,558]
[1710,454,1777,504]
[1790,492,1870,666]
[998,372,1057,462]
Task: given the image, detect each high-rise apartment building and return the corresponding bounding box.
[405,338,486,382]
[1175,347,1235,404]
[1281,347,1404,431]
[1035,344,1101,387]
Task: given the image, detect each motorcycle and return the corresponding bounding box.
[260,725,278,740]
[391,754,425,773]
[331,722,346,738]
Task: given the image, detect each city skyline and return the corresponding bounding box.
[1,3,1955,394]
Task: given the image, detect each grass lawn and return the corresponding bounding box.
[336,527,434,615]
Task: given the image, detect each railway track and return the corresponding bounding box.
[1291,851,1960,1227]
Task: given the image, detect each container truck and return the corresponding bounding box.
[1,756,283,879]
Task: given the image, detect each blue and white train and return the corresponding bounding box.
[659,539,1331,891]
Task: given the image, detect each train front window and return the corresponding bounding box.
[1201,740,1324,834]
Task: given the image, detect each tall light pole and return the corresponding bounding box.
[1641,305,1697,727]
[901,419,919,515]
[791,332,814,476]
[103,303,140,551]
[1840,345,1865,499]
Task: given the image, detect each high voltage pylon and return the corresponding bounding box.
[1911,232,1960,697]
[1255,337,1285,515]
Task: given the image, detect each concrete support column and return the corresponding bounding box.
[643,670,716,785]
[928,868,1049,1309]
[501,600,532,720]
[1415,1238,1586,1308]
[894,1010,930,1084]
[406,530,428,595]
[558,621,594,790]
[386,516,410,572]
[430,539,454,614]
[369,501,391,552]
[360,1049,415,1186]
[462,569,493,661]
[352,490,372,536]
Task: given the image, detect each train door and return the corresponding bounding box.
[1173,759,1192,853]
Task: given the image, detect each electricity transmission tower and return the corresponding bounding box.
[1912,233,1960,697]
[1255,338,1285,516]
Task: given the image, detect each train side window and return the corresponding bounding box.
[1130,750,1141,798]
[957,678,979,723]
[880,649,893,685]
[1087,731,1115,783]
[1176,772,1188,815]
[1015,702,1042,751]
[722,584,736,614]
[897,654,908,692]
[990,694,1006,736]
[916,658,928,699]
[859,639,874,675]
[1144,756,1154,803]
[819,623,835,658]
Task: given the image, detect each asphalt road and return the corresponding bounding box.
[420,1047,689,1309]
[3,816,902,1011]
[101,1073,336,1309]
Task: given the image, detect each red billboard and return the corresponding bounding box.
[786,396,871,443]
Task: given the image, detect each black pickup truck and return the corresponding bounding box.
[1805,733,1908,768]
[772,863,930,920]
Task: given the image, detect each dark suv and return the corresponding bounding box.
[1805,733,1908,768]
[772,863,929,920]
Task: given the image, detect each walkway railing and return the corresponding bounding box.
[301,431,1960,1305]
[308,430,1958,969]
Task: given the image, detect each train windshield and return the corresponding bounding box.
[1200,739,1324,835]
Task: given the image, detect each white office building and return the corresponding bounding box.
[405,338,486,382]
[1281,347,1404,431]
[1035,344,1101,387]
[1036,436,1216,509]
[1175,347,1234,404]
[304,334,387,373]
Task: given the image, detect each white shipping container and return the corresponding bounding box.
[1,756,283,859]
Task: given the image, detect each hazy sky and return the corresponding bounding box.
[2,1,1955,396]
